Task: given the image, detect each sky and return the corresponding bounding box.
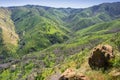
[0,0,120,8]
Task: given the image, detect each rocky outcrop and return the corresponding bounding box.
[88,44,114,69]
[59,68,89,80]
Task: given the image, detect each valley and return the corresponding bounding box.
[0,2,120,80]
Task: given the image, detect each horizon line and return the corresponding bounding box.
[0,2,119,9]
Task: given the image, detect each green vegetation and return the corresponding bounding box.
[0,8,19,61]
[0,2,120,80]
[10,6,70,55]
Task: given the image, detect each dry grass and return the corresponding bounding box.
[0,8,19,47]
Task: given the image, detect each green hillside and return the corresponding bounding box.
[65,2,120,31]
[76,19,120,35]
[0,2,120,80]
[0,18,120,80]
[10,6,70,55]
[35,19,120,80]
[0,8,19,61]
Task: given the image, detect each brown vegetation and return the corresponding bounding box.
[88,44,114,69]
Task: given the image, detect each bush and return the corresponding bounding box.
[111,56,120,68]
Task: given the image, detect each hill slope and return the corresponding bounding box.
[0,8,19,60]
[65,2,120,31]
[35,19,120,80]
[0,2,120,80]
[0,18,120,80]
[10,6,70,55]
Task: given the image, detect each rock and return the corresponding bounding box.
[10,64,16,72]
[59,68,89,80]
[88,44,114,69]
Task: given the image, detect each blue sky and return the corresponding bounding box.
[0,0,120,8]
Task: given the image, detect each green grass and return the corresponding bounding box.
[0,3,120,80]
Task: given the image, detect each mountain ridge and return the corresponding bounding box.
[0,2,120,80]
[0,1,120,58]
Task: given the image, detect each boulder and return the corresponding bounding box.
[88,44,114,69]
[59,68,89,80]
